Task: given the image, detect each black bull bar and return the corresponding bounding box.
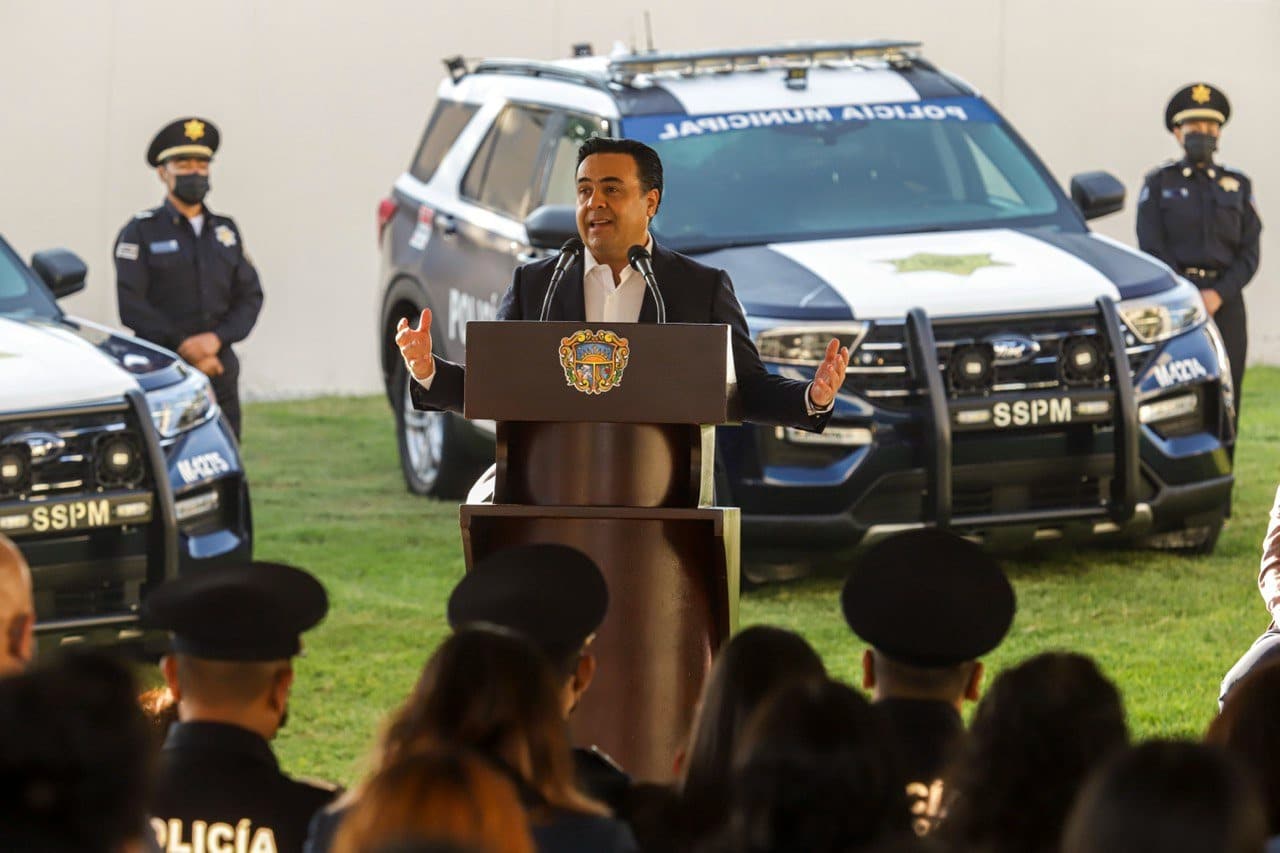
[904,296,1139,530]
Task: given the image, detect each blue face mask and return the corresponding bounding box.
[173,173,210,205]
[1183,132,1217,165]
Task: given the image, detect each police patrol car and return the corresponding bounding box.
[376,41,1234,566]
[0,235,251,643]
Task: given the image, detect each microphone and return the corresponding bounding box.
[627,245,666,324]
[538,237,584,321]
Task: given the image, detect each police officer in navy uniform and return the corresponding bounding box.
[143,561,339,853]
[1137,84,1261,429]
[841,529,1015,835]
[114,117,264,439]
[448,544,632,810]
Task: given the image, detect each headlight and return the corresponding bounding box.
[146,365,219,439]
[1117,280,1207,344]
[757,324,869,365]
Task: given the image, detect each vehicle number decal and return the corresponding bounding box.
[178,451,231,485]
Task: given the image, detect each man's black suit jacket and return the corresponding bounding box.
[410,243,831,432]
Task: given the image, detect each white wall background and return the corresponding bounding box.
[1,0,1275,397]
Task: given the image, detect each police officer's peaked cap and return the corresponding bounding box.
[1165,83,1231,131]
[147,116,220,166]
[142,561,328,661]
[841,529,1014,668]
[448,544,608,665]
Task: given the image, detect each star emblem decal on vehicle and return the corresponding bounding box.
[883,252,1010,276]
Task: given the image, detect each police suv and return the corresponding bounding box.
[0,236,251,643]
[376,41,1234,566]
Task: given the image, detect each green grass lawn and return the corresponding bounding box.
[247,369,1280,785]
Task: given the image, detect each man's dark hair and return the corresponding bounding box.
[871,650,977,701]
[577,137,664,211]
[0,649,154,853]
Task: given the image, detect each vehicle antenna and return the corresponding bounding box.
[644,10,655,53]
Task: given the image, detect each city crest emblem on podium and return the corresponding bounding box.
[559,330,630,395]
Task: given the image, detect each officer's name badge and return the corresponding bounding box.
[215,225,237,247]
[1219,176,1241,193]
[559,330,629,395]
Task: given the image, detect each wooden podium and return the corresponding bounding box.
[458,321,740,781]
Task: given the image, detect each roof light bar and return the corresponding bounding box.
[608,39,923,83]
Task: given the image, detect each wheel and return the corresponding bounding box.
[1143,511,1226,556]
[393,360,483,498]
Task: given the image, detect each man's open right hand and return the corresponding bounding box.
[395,308,435,382]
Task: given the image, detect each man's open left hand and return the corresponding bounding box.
[809,338,850,409]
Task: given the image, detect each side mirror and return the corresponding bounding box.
[1070,171,1126,221]
[524,205,579,250]
[31,249,88,300]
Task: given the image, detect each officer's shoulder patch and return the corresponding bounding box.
[134,208,156,220]
[115,242,139,261]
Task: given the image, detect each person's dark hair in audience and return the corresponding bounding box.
[1062,740,1267,853]
[710,678,909,853]
[0,649,154,853]
[1206,658,1280,842]
[629,626,825,849]
[331,748,534,853]
[939,651,1128,853]
[371,842,485,853]
[309,626,637,853]
[447,544,631,811]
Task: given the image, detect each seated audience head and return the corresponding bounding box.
[842,529,1015,708]
[680,625,826,802]
[0,649,154,853]
[1206,659,1280,836]
[0,534,34,676]
[941,651,1128,853]
[142,561,328,741]
[383,625,604,817]
[332,747,535,853]
[447,544,607,717]
[1062,740,1266,853]
[717,678,909,853]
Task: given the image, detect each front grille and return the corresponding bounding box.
[54,580,130,619]
[846,311,1141,410]
[0,406,153,500]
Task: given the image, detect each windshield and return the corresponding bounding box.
[0,238,59,320]
[622,96,1082,251]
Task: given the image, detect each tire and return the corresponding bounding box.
[1143,511,1226,556]
[393,360,483,499]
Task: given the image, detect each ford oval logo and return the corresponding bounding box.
[13,432,66,464]
[986,335,1041,365]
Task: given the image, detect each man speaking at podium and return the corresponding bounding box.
[396,137,848,430]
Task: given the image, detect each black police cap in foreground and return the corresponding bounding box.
[146,116,221,167]
[142,562,328,661]
[447,544,608,664]
[1165,83,1231,131]
[841,529,1014,668]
